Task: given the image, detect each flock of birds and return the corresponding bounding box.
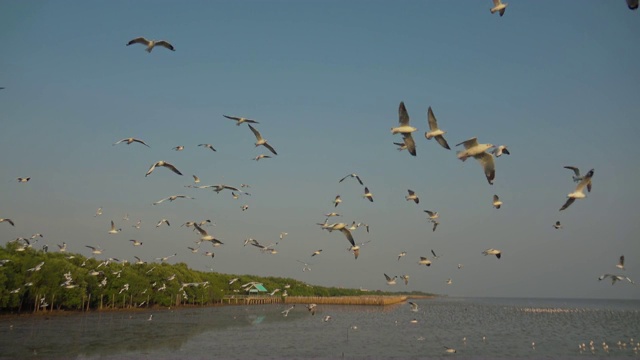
[0,2,637,341]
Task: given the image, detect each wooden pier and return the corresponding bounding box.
[284,295,407,306]
[222,295,283,305]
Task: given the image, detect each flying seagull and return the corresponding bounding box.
[145,160,183,177]
[490,0,508,16]
[432,221,440,232]
[492,194,502,209]
[153,195,194,205]
[113,137,150,147]
[311,249,323,257]
[553,221,562,229]
[333,195,342,207]
[253,154,271,161]
[248,124,278,155]
[408,301,419,312]
[564,166,585,183]
[328,223,359,259]
[392,102,417,156]
[456,137,496,185]
[126,37,175,52]
[424,107,451,150]
[616,255,625,270]
[598,274,635,285]
[363,187,374,202]
[223,115,259,126]
[172,146,184,151]
[108,220,122,234]
[198,143,217,152]
[193,223,223,245]
[400,274,410,285]
[418,257,432,266]
[405,189,419,204]
[559,169,594,211]
[398,251,407,261]
[384,273,397,285]
[17,177,30,183]
[339,173,364,186]
[482,248,502,259]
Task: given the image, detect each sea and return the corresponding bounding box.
[0,297,638,359]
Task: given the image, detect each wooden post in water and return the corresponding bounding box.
[50,294,55,312]
[86,293,91,312]
[112,294,115,309]
[33,294,38,314]
[100,294,103,310]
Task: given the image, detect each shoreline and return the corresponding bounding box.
[0,295,436,318]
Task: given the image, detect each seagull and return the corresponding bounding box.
[95,207,103,217]
[193,223,223,245]
[0,218,15,226]
[203,251,215,258]
[405,190,419,204]
[400,274,410,285]
[490,0,508,16]
[424,210,439,222]
[282,305,295,317]
[129,239,143,246]
[482,248,502,259]
[616,255,625,270]
[223,115,259,126]
[27,261,45,272]
[145,161,183,177]
[133,219,142,229]
[458,264,463,269]
[311,249,323,257]
[156,218,170,227]
[108,221,122,234]
[339,173,364,186]
[418,257,432,266]
[627,0,639,10]
[57,242,67,252]
[280,232,288,240]
[248,124,278,155]
[328,223,359,259]
[85,245,103,255]
[324,212,341,217]
[192,175,201,184]
[444,346,457,354]
[384,273,397,285]
[492,145,510,157]
[241,204,249,211]
[156,253,177,263]
[198,143,217,152]
[323,315,332,322]
[187,246,199,253]
[113,137,150,147]
[559,169,594,211]
[253,154,271,161]
[431,221,439,232]
[333,195,342,207]
[564,166,585,183]
[408,301,419,312]
[17,177,31,183]
[456,137,496,185]
[553,221,562,229]
[392,102,418,156]
[297,260,312,272]
[397,251,407,261]
[598,274,635,285]
[492,195,503,209]
[307,303,317,315]
[126,37,175,52]
[363,187,374,202]
[153,195,194,205]
[424,107,451,150]
[133,256,146,265]
[446,278,453,285]
[147,314,153,321]
[172,146,184,151]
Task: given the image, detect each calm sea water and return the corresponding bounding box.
[0,297,638,359]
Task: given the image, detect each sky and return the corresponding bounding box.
[1,0,639,300]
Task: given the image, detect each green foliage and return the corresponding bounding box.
[0,245,434,312]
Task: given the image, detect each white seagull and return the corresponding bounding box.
[409,301,419,312]
[405,189,419,204]
[490,0,508,16]
[108,220,122,234]
[17,177,31,183]
[492,195,503,209]
[172,145,184,151]
[153,195,194,205]
[113,137,150,147]
[193,223,223,245]
[126,37,175,52]
[156,218,171,227]
[616,255,625,270]
[424,106,451,150]
[311,249,323,257]
[223,115,259,126]
[553,221,562,229]
[482,248,502,259]
[248,124,278,155]
[198,143,217,152]
[339,173,364,186]
[384,273,397,285]
[253,154,271,161]
[0,218,15,226]
[129,239,143,246]
[564,166,585,183]
[392,102,418,156]
[418,257,432,266]
[598,274,635,285]
[333,195,342,207]
[456,137,496,185]
[398,252,407,261]
[363,187,374,202]
[145,161,183,177]
[559,169,594,211]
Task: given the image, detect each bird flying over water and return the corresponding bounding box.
[248,124,278,155]
[392,102,417,156]
[126,37,175,52]
[456,137,496,185]
[145,160,183,177]
[559,169,594,211]
[113,137,150,147]
[424,107,450,150]
[384,273,397,285]
[598,274,635,285]
[223,115,259,126]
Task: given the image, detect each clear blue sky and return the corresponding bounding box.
[1,0,639,299]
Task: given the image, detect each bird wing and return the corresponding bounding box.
[223,115,241,121]
[455,137,479,149]
[627,0,639,9]
[193,223,208,236]
[431,249,437,257]
[263,142,278,155]
[434,135,451,150]
[492,0,501,6]
[499,8,506,16]
[398,101,410,126]
[559,197,576,211]
[133,138,150,147]
[153,197,168,205]
[145,162,157,177]
[355,175,364,185]
[113,138,127,145]
[162,162,183,176]
[493,194,499,202]
[155,41,175,51]
[619,255,625,267]
[574,170,594,193]
[384,273,391,281]
[427,107,439,131]
[339,228,355,247]
[424,210,435,217]
[563,166,580,177]
[475,152,495,185]
[407,189,415,196]
[248,124,263,141]
[127,37,149,46]
[403,134,416,156]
